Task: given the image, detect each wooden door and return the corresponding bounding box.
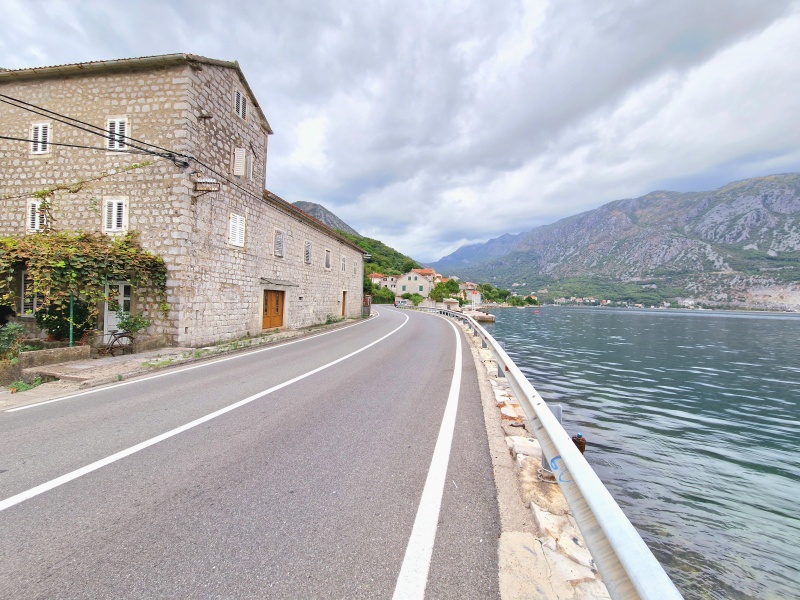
[341,291,347,316]
[262,290,284,329]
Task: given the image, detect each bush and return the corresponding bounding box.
[34,300,94,341]
[0,322,27,360]
[372,287,396,304]
[115,310,150,334]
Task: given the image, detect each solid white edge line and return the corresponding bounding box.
[392,315,462,600]
[0,312,407,513]
[6,310,381,413]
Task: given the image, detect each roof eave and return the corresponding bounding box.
[0,53,273,134]
[263,190,365,254]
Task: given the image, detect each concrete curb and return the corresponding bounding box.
[462,320,610,600]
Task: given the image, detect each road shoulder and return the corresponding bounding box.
[463,321,610,600]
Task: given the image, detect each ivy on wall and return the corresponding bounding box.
[0,231,167,320]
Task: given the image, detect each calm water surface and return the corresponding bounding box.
[483,307,800,600]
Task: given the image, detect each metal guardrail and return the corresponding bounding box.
[423,307,684,600]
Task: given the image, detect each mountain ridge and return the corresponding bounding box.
[430,173,800,309]
[291,201,361,237]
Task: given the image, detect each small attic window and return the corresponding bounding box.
[234,89,247,120]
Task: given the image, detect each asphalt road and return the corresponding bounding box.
[0,308,500,599]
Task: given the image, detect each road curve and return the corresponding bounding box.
[0,307,500,598]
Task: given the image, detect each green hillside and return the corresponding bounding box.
[336,231,421,298]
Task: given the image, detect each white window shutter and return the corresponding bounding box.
[229,213,245,247]
[117,120,127,149]
[28,201,39,231]
[234,90,247,119]
[108,120,117,149]
[104,198,126,232]
[31,124,50,154]
[105,199,115,230]
[233,148,246,176]
[115,200,124,230]
[304,241,312,264]
[274,230,285,257]
[107,119,127,150]
[32,125,39,153]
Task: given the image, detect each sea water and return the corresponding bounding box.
[483,307,800,600]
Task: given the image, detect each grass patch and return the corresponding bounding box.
[142,358,175,369]
[7,377,44,393]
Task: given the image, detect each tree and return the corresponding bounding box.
[401,292,424,306]
[372,287,396,304]
[401,259,419,273]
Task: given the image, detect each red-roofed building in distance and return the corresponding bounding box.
[368,273,398,293]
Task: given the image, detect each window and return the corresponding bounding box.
[414,276,418,280]
[31,123,50,154]
[229,212,245,247]
[234,89,247,120]
[353,261,358,275]
[20,271,41,316]
[419,286,423,292]
[26,199,47,232]
[274,229,285,257]
[402,285,406,292]
[325,249,331,270]
[304,241,312,264]
[104,197,128,233]
[106,117,128,151]
[232,147,246,177]
[341,256,346,272]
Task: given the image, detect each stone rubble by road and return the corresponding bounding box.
[463,321,610,600]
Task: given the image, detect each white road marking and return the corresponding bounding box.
[6,311,380,413]
[0,312,407,513]
[393,316,462,600]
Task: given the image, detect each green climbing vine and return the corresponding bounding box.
[0,231,167,323]
[15,161,154,228]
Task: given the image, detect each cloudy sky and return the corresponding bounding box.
[3,0,800,262]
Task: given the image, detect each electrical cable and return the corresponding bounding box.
[0,93,181,157]
[0,94,190,168]
[0,93,272,205]
[0,135,160,156]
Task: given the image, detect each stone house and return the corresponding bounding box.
[397,268,436,298]
[0,53,364,347]
[368,273,398,293]
[459,282,482,305]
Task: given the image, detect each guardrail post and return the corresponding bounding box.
[541,404,563,473]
